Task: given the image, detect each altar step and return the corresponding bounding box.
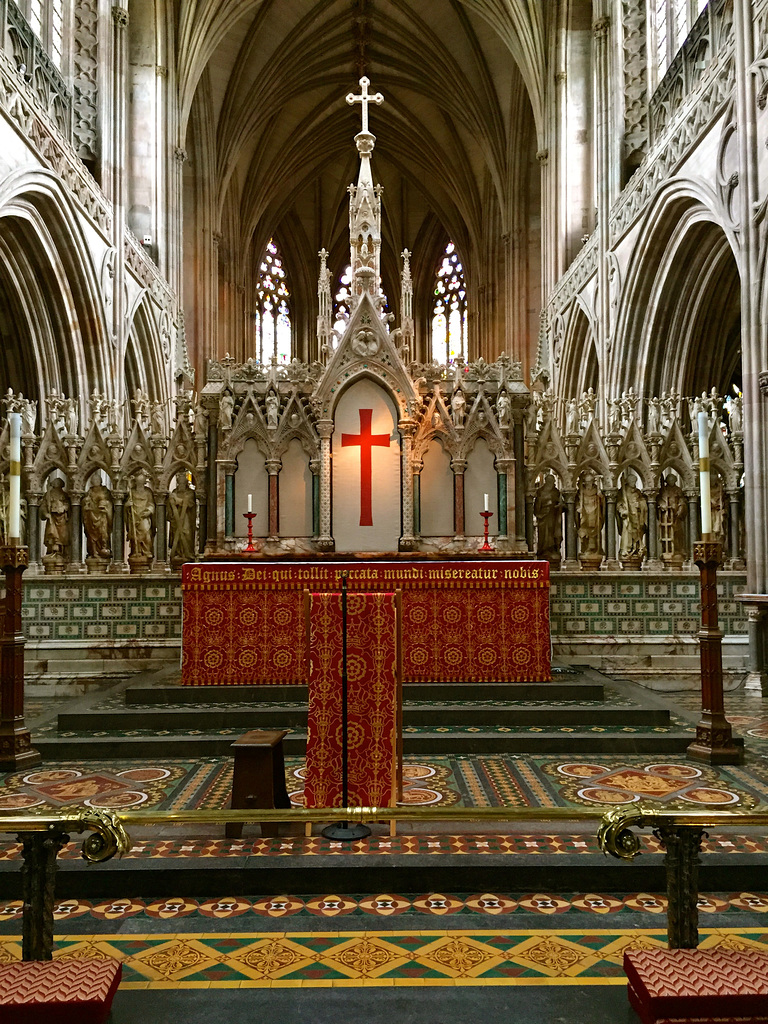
[36,673,693,759]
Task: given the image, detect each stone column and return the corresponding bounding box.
[413,460,423,538]
[316,420,334,550]
[512,414,525,541]
[220,461,236,540]
[562,490,578,569]
[645,492,663,570]
[496,458,515,543]
[727,490,744,569]
[26,496,41,571]
[266,459,281,541]
[525,492,534,552]
[155,500,167,566]
[109,5,128,415]
[687,494,701,551]
[69,497,83,570]
[111,492,126,570]
[399,420,416,551]
[206,420,218,549]
[451,459,466,540]
[309,458,320,538]
[604,489,620,570]
[196,495,207,555]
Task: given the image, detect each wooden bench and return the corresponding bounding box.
[625,948,768,1023]
[227,728,292,838]
[0,958,122,1023]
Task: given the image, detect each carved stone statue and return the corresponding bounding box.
[265,390,280,430]
[194,403,208,438]
[451,388,466,427]
[711,475,727,544]
[534,473,563,566]
[218,390,234,434]
[658,474,687,568]
[647,397,661,435]
[21,398,37,435]
[125,469,156,570]
[576,473,604,569]
[616,472,647,568]
[565,398,579,435]
[39,477,71,570]
[64,397,79,436]
[727,393,742,433]
[167,476,196,568]
[150,401,166,436]
[82,483,114,567]
[132,388,150,430]
[608,398,622,435]
[496,390,511,431]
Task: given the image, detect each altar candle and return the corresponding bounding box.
[698,410,712,536]
[8,411,20,540]
[484,493,489,512]
[247,493,252,513]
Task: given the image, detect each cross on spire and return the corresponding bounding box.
[346,76,384,134]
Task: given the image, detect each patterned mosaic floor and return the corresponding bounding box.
[3,891,768,922]
[1,928,767,986]
[2,753,768,815]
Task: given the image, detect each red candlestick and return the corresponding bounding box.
[243,511,257,552]
[480,510,494,552]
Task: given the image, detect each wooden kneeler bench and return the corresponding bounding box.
[625,949,768,1023]
[227,729,292,838]
[0,959,122,1023]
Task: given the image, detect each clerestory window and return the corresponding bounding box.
[431,241,467,365]
[254,239,291,364]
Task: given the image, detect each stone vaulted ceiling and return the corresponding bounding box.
[176,0,548,366]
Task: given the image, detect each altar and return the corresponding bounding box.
[181,558,550,685]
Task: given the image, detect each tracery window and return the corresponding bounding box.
[333,266,353,339]
[431,241,467,364]
[254,239,291,364]
[651,0,708,83]
[24,0,66,69]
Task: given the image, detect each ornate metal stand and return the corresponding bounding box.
[0,542,40,772]
[243,511,257,552]
[687,538,744,764]
[19,829,69,960]
[479,510,494,552]
[654,824,705,949]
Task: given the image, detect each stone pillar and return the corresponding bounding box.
[196,495,207,555]
[452,459,466,540]
[413,461,422,538]
[604,489,619,570]
[399,420,416,551]
[266,459,281,540]
[563,490,578,569]
[727,491,744,569]
[155,500,167,565]
[69,498,83,570]
[221,462,236,540]
[310,458,320,538]
[645,492,662,570]
[111,492,126,570]
[109,5,129,416]
[316,420,334,550]
[26,497,41,570]
[512,415,525,540]
[496,458,514,543]
[525,492,534,552]
[687,494,701,550]
[206,421,218,549]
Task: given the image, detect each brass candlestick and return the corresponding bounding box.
[686,535,743,765]
[0,541,41,772]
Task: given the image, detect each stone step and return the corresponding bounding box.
[122,680,605,705]
[35,729,691,759]
[57,703,669,732]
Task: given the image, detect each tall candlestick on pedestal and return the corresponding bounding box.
[480,510,494,552]
[8,412,20,540]
[243,511,257,552]
[698,411,711,537]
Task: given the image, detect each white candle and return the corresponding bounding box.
[484,493,489,512]
[247,493,252,513]
[8,412,20,540]
[698,410,712,536]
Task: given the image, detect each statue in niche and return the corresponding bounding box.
[82,483,114,563]
[167,476,196,568]
[658,474,687,568]
[534,473,563,566]
[40,478,71,568]
[616,471,647,568]
[265,390,280,430]
[496,390,511,431]
[451,387,466,428]
[125,469,156,567]
[577,473,604,569]
[565,398,579,435]
[218,390,234,434]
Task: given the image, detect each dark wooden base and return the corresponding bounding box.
[226,729,291,838]
[0,740,42,772]
[687,734,744,765]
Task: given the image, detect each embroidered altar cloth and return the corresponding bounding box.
[181,559,550,685]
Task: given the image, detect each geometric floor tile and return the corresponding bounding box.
[3,929,768,987]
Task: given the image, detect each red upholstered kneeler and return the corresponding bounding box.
[625,949,768,1023]
[0,959,122,1023]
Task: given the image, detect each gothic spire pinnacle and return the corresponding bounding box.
[346,77,385,307]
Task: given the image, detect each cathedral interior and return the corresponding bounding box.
[2,0,768,1021]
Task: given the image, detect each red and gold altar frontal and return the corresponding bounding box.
[181,559,550,685]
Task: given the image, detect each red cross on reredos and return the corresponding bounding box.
[341,408,390,526]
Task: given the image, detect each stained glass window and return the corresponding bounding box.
[254,239,291,363]
[431,241,467,364]
[333,266,353,339]
[653,0,708,82]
